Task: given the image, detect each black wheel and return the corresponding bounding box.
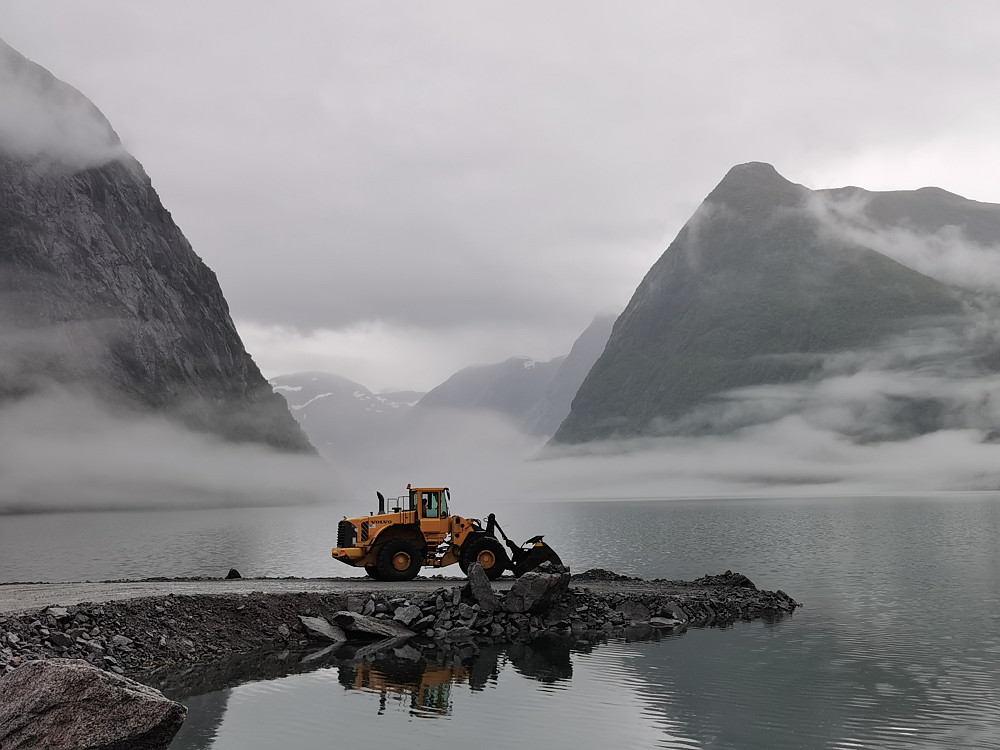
[376,539,422,581]
[461,536,509,581]
[365,565,383,581]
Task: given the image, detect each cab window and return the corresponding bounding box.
[440,489,449,517]
[421,491,440,518]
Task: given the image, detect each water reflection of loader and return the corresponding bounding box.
[348,656,471,717]
[338,637,573,718]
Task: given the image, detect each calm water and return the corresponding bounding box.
[2,494,998,749]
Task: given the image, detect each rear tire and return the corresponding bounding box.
[461,536,509,580]
[365,565,383,581]
[376,539,422,582]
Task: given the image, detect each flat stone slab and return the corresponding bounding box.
[331,611,415,640]
[297,615,347,643]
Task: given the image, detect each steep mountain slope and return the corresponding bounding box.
[522,314,615,436]
[271,372,422,456]
[0,39,312,451]
[415,355,566,425]
[554,162,969,444]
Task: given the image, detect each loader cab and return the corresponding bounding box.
[412,487,450,519]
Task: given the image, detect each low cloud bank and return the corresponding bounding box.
[808,191,1000,293]
[321,312,1000,505]
[0,388,342,514]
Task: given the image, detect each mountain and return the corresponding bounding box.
[272,313,613,454]
[522,314,615,436]
[0,39,312,452]
[415,355,566,425]
[553,162,975,444]
[270,372,422,456]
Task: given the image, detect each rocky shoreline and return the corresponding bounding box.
[0,568,798,681]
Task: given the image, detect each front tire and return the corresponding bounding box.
[461,536,509,580]
[376,539,422,581]
[365,565,383,581]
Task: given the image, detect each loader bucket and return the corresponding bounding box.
[511,540,563,578]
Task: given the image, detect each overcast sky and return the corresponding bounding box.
[3,1,1000,391]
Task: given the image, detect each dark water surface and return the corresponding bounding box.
[2,494,998,748]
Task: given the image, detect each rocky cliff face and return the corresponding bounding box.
[554,162,978,444]
[0,39,312,452]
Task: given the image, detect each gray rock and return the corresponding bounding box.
[0,658,185,749]
[297,616,347,643]
[45,607,69,620]
[225,568,241,579]
[503,562,571,615]
[451,587,462,606]
[331,611,415,640]
[465,563,500,613]
[411,615,435,631]
[616,600,651,623]
[662,601,690,624]
[276,624,291,638]
[110,635,133,649]
[457,603,476,621]
[392,605,422,627]
[48,632,74,649]
[362,599,376,616]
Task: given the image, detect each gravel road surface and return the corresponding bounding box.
[0,576,708,615]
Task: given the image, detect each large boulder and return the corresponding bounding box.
[0,659,185,750]
[504,562,571,615]
[297,615,347,643]
[464,562,500,613]
[331,611,415,640]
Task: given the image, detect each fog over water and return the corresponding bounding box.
[0,388,341,514]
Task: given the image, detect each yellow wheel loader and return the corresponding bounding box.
[332,485,562,582]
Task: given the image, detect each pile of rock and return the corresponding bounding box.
[292,563,797,647]
[291,562,573,647]
[1,604,134,677]
[0,566,798,679]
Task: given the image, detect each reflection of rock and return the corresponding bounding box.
[141,648,338,700]
[466,644,501,691]
[164,689,231,750]
[0,659,185,750]
[507,635,573,683]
